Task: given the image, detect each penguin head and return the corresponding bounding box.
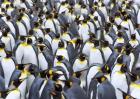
[95,73,107,83]
[27,38,32,45]
[0,91,8,98]
[58,41,65,48]
[131,34,136,40]
[6,15,11,21]
[12,79,22,88]
[117,32,123,38]
[75,38,82,46]
[34,22,39,28]
[17,64,24,71]
[45,28,51,34]
[120,64,128,73]
[117,56,123,64]
[54,84,63,92]
[102,41,109,47]
[29,29,34,36]
[89,33,95,42]
[56,55,64,62]
[102,65,111,74]
[79,53,86,61]
[94,40,99,47]
[40,70,48,78]
[0,43,5,49]
[6,51,12,58]
[20,36,26,42]
[73,71,81,78]
[65,79,72,88]
[37,37,43,44]
[55,34,60,39]
[2,31,8,37]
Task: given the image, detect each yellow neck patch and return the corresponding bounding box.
[131,83,140,89]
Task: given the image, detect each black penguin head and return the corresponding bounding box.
[52,73,61,81]
[95,73,106,83]
[102,41,109,47]
[0,91,8,98]
[76,38,82,45]
[55,34,60,39]
[102,65,111,74]
[38,37,43,44]
[58,41,65,48]
[115,12,121,17]
[20,36,26,42]
[94,16,98,21]
[12,79,22,87]
[56,55,64,62]
[6,4,9,9]
[120,64,127,73]
[0,43,5,49]
[117,32,123,38]
[34,22,39,28]
[94,40,99,47]
[29,29,34,35]
[117,56,123,64]
[131,34,136,40]
[6,15,11,21]
[17,64,24,70]
[54,84,63,92]
[45,28,51,33]
[27,38,32,44]
[2,31,8,37]
[65,80,72,88]
[6,51,12,58]
[79,53,86,61]
[117,25,122,30]
[21,0,25,3]
[40,70,47,78]
[73,71,81,78]
[89,33,95,41]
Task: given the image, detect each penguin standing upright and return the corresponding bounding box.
[89,40,103,66]
[16,15,27,36]
[0,51,16,89]
[0,43,6,60]
[1,28,15,51]
[78,20,90,43]
[101,41,113,62]
[73,53,88,89]
[22,38,38,66]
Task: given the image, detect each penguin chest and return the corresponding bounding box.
[22,17,31,32]
[62,33,71,41]
[56,49,69,61]
[6,21,16,35]
[17,22,27,36]
[102,47,112,62]
[0,49,6,60]
[1,59,15,89]
[38,53,48,70]
[23,46,37,65]
[89,49,103,65]
[111,72,128,92]
[18,79,27,99]
[6,90,21,99]
[45,20,55,33]
[73,59,88,72]
[1,37,11,51]
[45,35,52,44]
[82,42,94,57]
[51,39,59,54]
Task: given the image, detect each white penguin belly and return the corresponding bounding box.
[38,53,48,70]
[1,59,15,89]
